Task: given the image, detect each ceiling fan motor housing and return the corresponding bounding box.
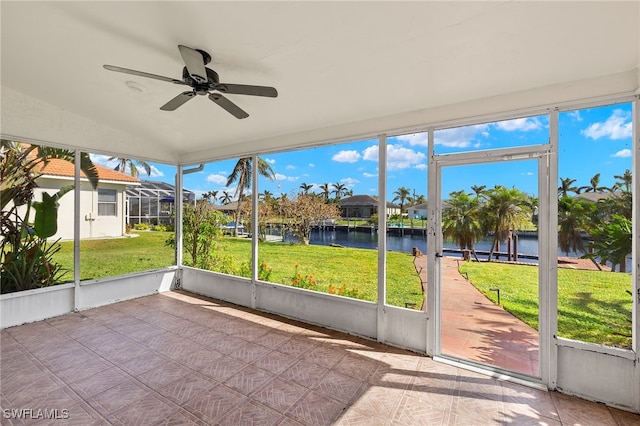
[182,67,220,95]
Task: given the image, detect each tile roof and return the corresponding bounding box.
[22,145,139,184]
[36,158,140,184]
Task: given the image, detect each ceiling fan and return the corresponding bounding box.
[103,45,277,119]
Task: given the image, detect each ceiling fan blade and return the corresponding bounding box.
[208,93,249,119]
[160,91,196,111]
[216,83,278,98]
[178,45,208,84]
[103,65,184,85]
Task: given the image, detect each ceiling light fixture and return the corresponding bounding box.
[125,80,144,93]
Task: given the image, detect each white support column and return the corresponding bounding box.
[426,129,439,356]
[632,96,640,412]
[377,134,387,343]
[73,151,81,311]
[175,166,184,269]
[251,154,259,309]
[541,110,558,388]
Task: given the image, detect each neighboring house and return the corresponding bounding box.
[29,158,140,240]
[338,195,400,219]
[214,201,244,216]
[574,192,618,203]
[407,202,428,219]
[126,180,195,226]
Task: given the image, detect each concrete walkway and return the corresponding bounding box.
[415,255,539,377]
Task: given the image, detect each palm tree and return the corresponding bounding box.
[226,157,275,236]
[483,186,531,261]
[585,214,632,272]
[331,182,348,200]
[580,173,608,193]
[413,194,426,205]
[299,183,313,195]
[107,157,152,178]
[442,191,483,261]
[470,185,487,199]
[557,196,593,255]
[201,190,218,203]
[558,177,579,197]
[612,169,633,193]
[392,186,411,214]
[319,183,331,201]
[220,191,232,204]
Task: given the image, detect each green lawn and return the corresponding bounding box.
[54,231,175,281]
[458,261,633,349]
[52,234,423,308]
[210,238,424,307]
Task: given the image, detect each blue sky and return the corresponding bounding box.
[91,102,633,202]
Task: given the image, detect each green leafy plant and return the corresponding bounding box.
[152,224,167,232]
[133,222,150,230]
[583,214,632,273]
[0,141,98,294]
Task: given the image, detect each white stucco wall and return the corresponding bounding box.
[20,176,129,240]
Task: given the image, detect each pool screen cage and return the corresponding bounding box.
[126,180,195,226]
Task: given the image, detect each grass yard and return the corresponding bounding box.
[52,234,423,308]
[458,261,633,349]
[54,231,175,281]
[213,238,424,307]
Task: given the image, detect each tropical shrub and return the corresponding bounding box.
[0,141,97,294]
[290,264,317,290]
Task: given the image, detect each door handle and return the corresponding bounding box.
[435,252,443,258]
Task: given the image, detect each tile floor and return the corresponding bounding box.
[1,290,639,425]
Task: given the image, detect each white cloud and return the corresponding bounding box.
[415,163,427,170]
[387,145,427,170]
[582,109,632,140]
[568,111,583,122]
[308,163,315,168]
[611,149,632,158]
[206,173,228,185]
[362,145,378,161]
[89,154,163,178]
[89,154,112,167]
[495,117,542,132]
[363,172,377,178]
[341,177,359,188]
[265,158,276,164]
[520,172,534,176]
[333,150,361,163]
[363,144,426,170]
[275,173,299,182]
[286,164,296,170]
[395,132,428,147]
[434,124,489,147]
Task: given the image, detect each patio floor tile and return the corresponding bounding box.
[1,290,638,425]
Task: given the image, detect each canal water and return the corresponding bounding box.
[308,228,542,258]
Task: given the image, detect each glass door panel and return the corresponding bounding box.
[439,159,540,377]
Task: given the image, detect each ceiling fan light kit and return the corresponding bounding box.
[104,45,277,119]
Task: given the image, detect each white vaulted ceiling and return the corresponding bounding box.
[1,1,638,165]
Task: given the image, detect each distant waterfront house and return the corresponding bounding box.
[407,202,428,220]
[29,158,140,240]
[126,180,195,226]
[574,191,619,203]
[339,195,400,219]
